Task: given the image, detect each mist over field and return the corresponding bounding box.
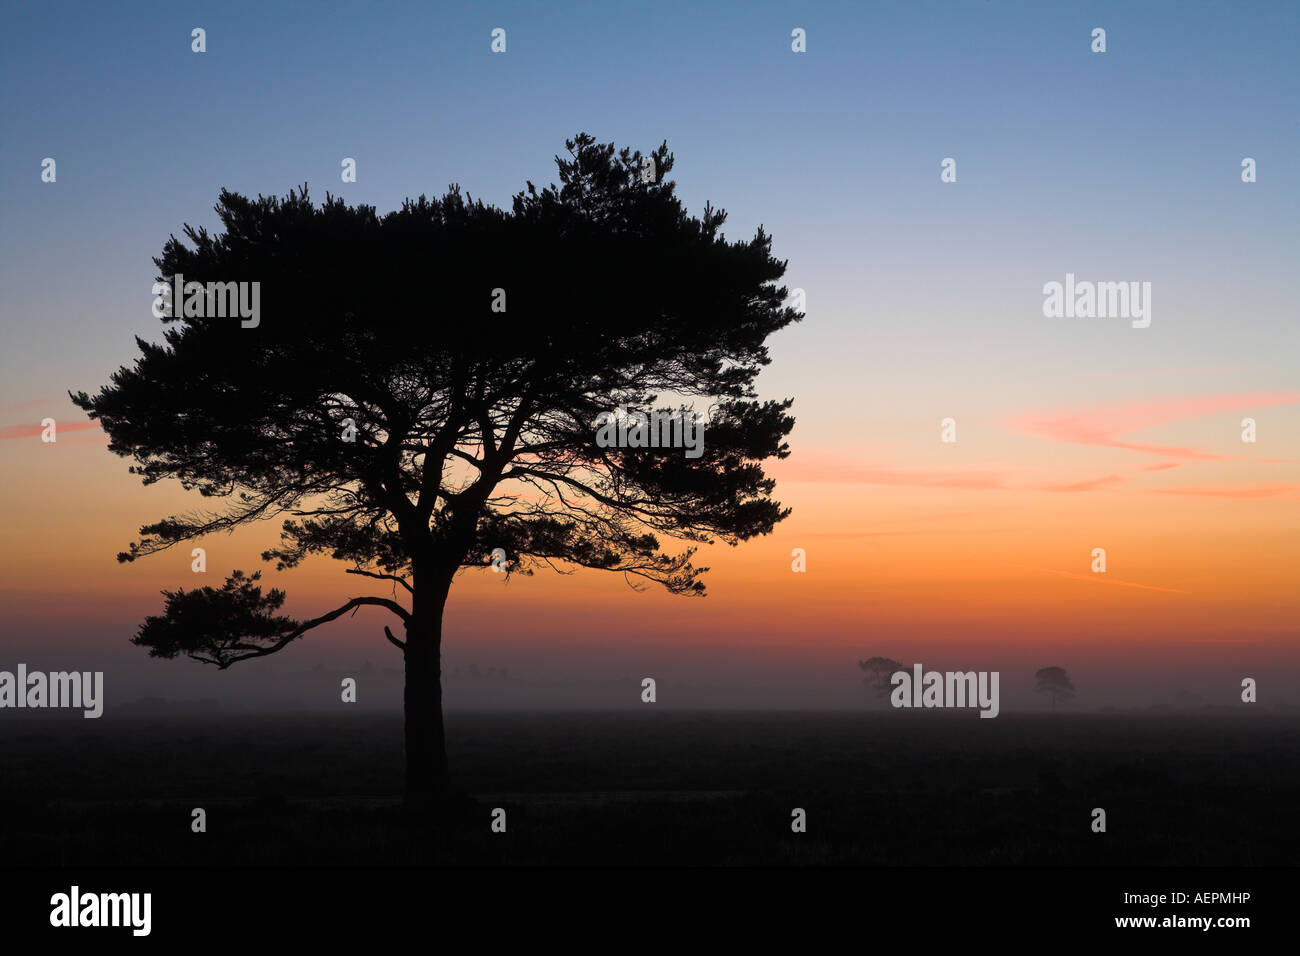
[4,626,1296,714]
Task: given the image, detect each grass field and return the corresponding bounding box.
[2,711,1295,865]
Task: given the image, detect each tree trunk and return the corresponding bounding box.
[403,564,453,801]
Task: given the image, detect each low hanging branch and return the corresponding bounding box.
[133,570,410,669]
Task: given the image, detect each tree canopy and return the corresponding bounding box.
[72,133,800,674]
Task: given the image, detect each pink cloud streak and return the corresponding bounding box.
[1008,391,1300,461]
[0,421,101,440]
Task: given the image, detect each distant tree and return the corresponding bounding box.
[72,132,799,800]
[1035,666,1076,710]
[859,656,903,699]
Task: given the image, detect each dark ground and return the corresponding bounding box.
[1,711,1295,865]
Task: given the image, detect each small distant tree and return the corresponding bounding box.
[1035,666,1076,710]
[859,656,903,699]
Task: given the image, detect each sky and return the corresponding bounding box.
[1,0,1297,712]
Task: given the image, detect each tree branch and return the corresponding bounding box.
[345,567,414,594]
[214,595,409,668]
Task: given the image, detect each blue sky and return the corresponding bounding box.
[0,1,1297,709]
[3,1,1296,420]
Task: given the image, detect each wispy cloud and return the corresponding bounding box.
[770,456,1008,489]
[1015,565,1188,594]
[1008,392,1300,461]
[0,420,100,440]
[771,455,1126,493]
[1027,474,1126,493]
[1147,484,1300,499]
